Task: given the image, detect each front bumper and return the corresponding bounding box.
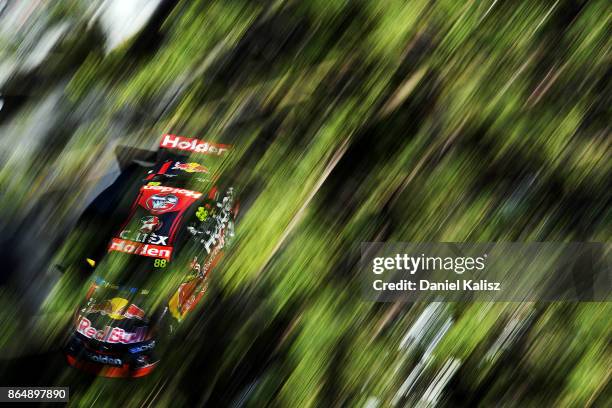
[65,354,157,378]
[64,335,158,378]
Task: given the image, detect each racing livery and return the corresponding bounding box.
[63,134,238,377]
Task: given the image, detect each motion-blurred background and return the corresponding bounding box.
[0,0,610,406]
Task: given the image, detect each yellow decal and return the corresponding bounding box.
[107,297,129,320]
[196,206,208,221]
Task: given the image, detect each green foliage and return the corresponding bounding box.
[0,0,609,406]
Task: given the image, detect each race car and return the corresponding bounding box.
[62,134,238,377]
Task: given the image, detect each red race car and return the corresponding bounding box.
[62,134,238,377]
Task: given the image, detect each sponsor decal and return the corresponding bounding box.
[109,238,172,260]
[124,304,146,320]
[190,245,222,280]
[154,259,167,268]
[199,188,235,254]
[196,206,209,222]
[146,193,178,214]
[190,257,202,276]
[86,352,123,366]
[169,279,201,321]
[172,161,209,173]
[160,134,231,156]
[119,230,168,245]
[104,297,127,319]
[77,317,147,344]
[129,341,156,354]
[139,216,162,233]
[183,289,206,314]
[86,298,146,320]
[203,246,222,275]
[169,249,222,321]
[142,185,203,199]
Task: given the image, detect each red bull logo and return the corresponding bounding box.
[125,304,146,320]
[77,317,147,344]
[86,298,146,320]
[172,161,209,173]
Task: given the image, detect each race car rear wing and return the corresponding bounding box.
[114,134,233,171]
